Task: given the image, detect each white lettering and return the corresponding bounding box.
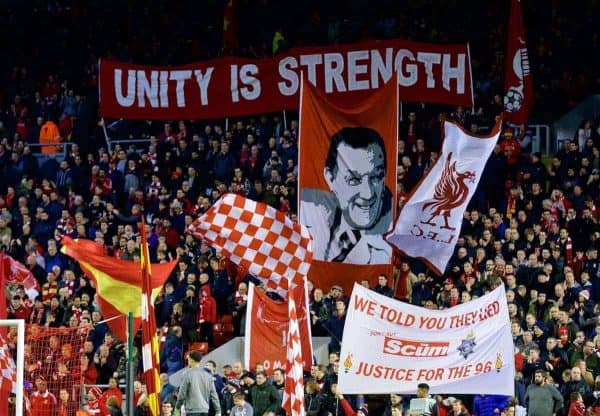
[394,50,418,87]
[442,53,465,94]
[239,64,260,101]
[323,53,345,93]
[169,70,192,107]
[347,50,370,91]
[278,57,299,96]
[159,71,169,107]
[193,68,214,105]
[299,54,323,85]
[114,69,135,107]
[137,70,159,108]
[370,48,393,89]
[417,52,442,88]
[230,65,239,102]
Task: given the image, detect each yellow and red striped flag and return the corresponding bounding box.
[140,219,161,416]
[60,237,177,341]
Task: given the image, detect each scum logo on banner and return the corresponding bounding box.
[421,152,476,231]
[457,331,477,359]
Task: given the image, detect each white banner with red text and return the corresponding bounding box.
[99,39,473,120]
[386,119,501,275]
[338,284,514,395]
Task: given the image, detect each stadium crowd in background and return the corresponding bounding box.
[0,0,599,415]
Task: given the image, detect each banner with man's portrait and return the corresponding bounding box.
[298,77,397,292]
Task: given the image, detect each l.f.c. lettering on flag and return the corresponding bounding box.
[386,119,501,275]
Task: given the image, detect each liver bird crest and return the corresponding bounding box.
[421,152,475,230]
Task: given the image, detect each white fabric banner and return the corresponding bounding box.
[338,284,514,395]
[386,119,501,275]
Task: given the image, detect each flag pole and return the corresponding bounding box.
[127,312,135,416]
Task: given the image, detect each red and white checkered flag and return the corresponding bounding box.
[282,288,305,416]
[0,333,16,396]
[189,193,313,297]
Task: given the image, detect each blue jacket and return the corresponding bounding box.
[472,395,510,416]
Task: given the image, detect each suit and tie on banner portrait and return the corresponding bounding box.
[298,76,397,292]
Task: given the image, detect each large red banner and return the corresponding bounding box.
[99,39,473,120]
[503,0,533,124]
[298,77,396,293]
[245,284,312,373]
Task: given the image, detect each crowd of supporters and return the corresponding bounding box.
[0,1,600,415]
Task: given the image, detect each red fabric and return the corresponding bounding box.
[99,387,123,415]
[89,174,113,197]
[569,401,586,416]
[282,290,305,416]
[0,253,40,300]
[503,0,534,124]
[30,390,57,416]
[9,304,31,320]
[395,269,409,300]
[500,138,521,165]
[60,237,178,341]
[99,40,473,120]
[246,285,312,372]
[298,71,397,291]
[340,398,357,416]
[140,219,161,416]
[198,289,217,324]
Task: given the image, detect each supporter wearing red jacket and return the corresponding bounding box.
[100,377,124,416]
[7,295,30,320]
[57,388,75,416]
[89,169,113,197]
[73,354,98,385]
[500,129,521,166]
[198,286,217,346]
[30,376,57,416]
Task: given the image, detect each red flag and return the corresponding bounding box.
[190,193,314,369]
[60,237,177,341]
[0,252,40,302]
[222,0,238,54]
[282,288,305,416]
[504,0,533,124]
[189,193,313,298]
[245,284,313,372]
[298,76,397,293]
[140,220,161,416]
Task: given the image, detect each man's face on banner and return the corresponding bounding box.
[326,141,385,229]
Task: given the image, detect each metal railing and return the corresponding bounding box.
[513,124,552,156]
[107,138,153,154]
[28,142,74,160]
